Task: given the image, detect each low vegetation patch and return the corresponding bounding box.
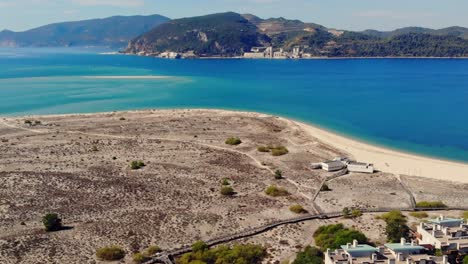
[381,210,410,242]
[416,201,448,208]
[130,160,146,170]
[265,185,289,197]
[274,170,283,179]
[177,241,266,264]
[290,204,308,214]
[145,245,162,256]
[342,207,362,218]
[42,213,62,232]
[96,246,126,261]
[292,246,323,264]
[257,145,289,156]
[220,186,235,196]
[225,137,242,145]
[463,211,468,220]
[313,224,368,250]
[133,252,149,263]
[221,178,230,186]
[410,212,429,219]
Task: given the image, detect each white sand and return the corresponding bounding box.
[82,75,172,79]
[288,119,468,184]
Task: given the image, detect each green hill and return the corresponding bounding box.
[126,12,270,57]
[0,14,169,48]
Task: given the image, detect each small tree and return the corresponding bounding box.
[96,246,126,261]
[292,246,323,264]
[42,213,62,232]
[221,186,235,196]
[275,170,283,179]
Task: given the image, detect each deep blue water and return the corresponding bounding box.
[1,48,468,162]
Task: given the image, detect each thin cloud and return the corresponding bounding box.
[72,0,145,7]
[353,10,436,20]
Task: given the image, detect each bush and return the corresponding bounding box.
[351,209,363,218]
[42,213,62,232]
[313,224,368,250]
[271,146,289,156]
[265,185,289,197]
[463,211,468,220]
[145,245,162,256]
[24,120,32,125]
[191,240,209,253]
[410,212,429,219]
[96,246,126,261]
[416,201,447,208]
[221,178,230,186]
[342,207,351,218]
[133,252,149,263]
[178,243,266,264]
[220,186,235,196]
[275,170,283,179]
[225,137,242,146]
[290,204,308,214]
[257,146,270,153]
[463,255,468,264]
[292,246,323,264]
[381,210,410,243]
[130,160,146,170]
[321,184,331,191]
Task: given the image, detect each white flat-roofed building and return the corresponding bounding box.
[325,239,449,264]
[321,160,346,172]
[417,216,468,254]
[347,161,375,173]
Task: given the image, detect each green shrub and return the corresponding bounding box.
[352,209,363,218]
[463,211,468,220]
[435,249,443,257]
[342,207,351,218]
[130,160,146,170]
[463,255,468,264]
[290,204,307,214]
[275,170,283,179]
[42,213,62,232]
[257,146,270,153]
[265,185,289,197]
[220,186,235,196]
[313,224,368,250]
[416,201,447,208]
[221,178,230,186]
[225,137,242,145]
[133,252,149,263]
[410,212,429,219]
[145,245,162,256]
[292,246,323,264]
[321,184,331,191]
[191,241,208,253]
[271,146,289,156]
[96,246,126,261]
[178,243,266,264]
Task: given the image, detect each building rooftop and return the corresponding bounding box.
[384,243,424,252]
[323,160,345,167]
[341,244,377,254]
[429,218,464,225]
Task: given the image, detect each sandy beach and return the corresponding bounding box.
[287,118,468,184]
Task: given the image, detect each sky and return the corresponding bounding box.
[1,0,468,32]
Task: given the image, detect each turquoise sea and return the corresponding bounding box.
[1,48,468,162]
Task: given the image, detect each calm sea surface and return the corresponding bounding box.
[1,48,468,162]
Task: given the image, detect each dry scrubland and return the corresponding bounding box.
[0,109,466,263]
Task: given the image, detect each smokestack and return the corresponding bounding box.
[401,238,406,245]
[353,240,358,248]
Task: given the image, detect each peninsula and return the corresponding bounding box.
[0,109,466,263]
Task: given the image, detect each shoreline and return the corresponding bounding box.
[3,108,468,184]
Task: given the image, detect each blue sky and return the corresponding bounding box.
[1,0,468,32]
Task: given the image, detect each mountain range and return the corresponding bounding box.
[2,12,468,57]
[0,14,169,48]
